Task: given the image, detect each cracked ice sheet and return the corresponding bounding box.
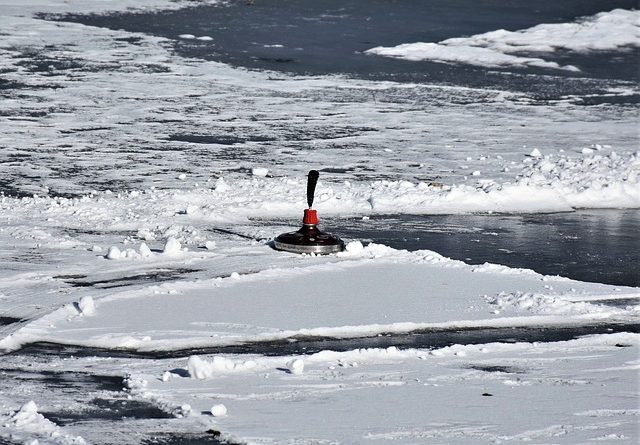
[0,4,639,198]
[122,333,639,444]
[0,333,637,444]
[3,243,638,353]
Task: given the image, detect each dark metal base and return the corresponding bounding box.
[274,224,345,254]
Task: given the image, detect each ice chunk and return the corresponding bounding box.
[106,246,121,260]
[205,240,217,250]
[7,400,86,443]
[251,167,269,177]
[137,228,155,241]
[19,400,38,415]
[211,404,227,417]
[187,355,256,379]
[215,177,229,192]
[365,10,639,71]
[287,358,305,375]
[344,241,364,254]
[163,237,182,255]
[78,296,96,316]
[178,404,191,417]
[139,242,152,257]
[529,148,542,158]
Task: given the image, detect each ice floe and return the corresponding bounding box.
[2,244,637,353]
[366,9,640,71]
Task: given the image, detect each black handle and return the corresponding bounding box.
[307,170,319,208]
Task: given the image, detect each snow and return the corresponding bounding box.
[0,4,637,198]
[0,151,636,247]
[187,355,258,379]
[366,9,640,71]
[367,41,577,71]
[124,333,638,444]
[2,245,637,353]
[0,0,637,443]
[2,401,86,445]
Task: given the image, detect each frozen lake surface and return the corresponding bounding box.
[59,0,640,95]
[290,209,640,287]
[0,0,638,443]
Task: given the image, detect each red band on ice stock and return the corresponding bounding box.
[303,209,319,225]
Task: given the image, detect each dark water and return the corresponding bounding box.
[297,209,640,287]
[13,321,638,359]
[0,363,225,444]
[54,0,639,98]
[5,321,634,444]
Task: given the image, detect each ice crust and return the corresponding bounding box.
[366,9,640,70]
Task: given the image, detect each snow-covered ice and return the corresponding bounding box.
[0,0,638,443]
[2,244,637,353]
[120,333,640,444]
[1,400,86,445]
[366,9,640,71]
